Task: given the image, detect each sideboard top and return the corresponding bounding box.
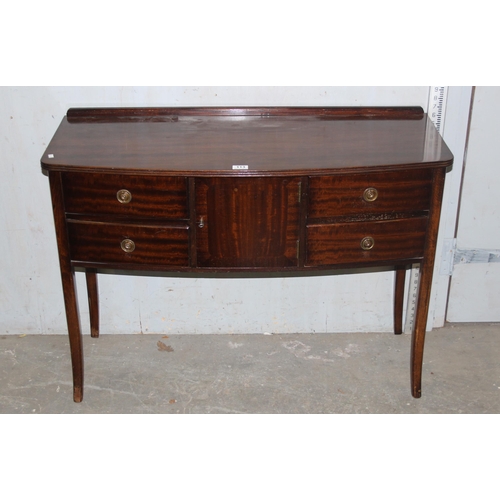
[41,106,453,175]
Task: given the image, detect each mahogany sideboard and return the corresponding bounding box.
[41,106,453,402]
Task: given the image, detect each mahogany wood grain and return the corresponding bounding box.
[67,221,190,267]
[49,171,84,402]
[41,106,454,402]
[308,169,433,220]
[66,106,425,122]
[188,178,198,267]
[195,177,301,268]
[394,266,407,335]
[305,218,428,267]
[411,167,447,398]
[42,109,452,176]
[85,270,99,338]
[62,173,188,219]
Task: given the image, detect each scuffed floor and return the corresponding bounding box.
[1,323,499,413]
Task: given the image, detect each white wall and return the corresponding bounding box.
[447,87,500,322]
[430,86,474,328]
[1,86,454,335]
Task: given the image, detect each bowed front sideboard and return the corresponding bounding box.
[41,106,453,402]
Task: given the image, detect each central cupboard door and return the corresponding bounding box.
[195,177,302,268]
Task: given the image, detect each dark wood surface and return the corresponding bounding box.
[410,167,447,398]
[42,107,451,175]
[195,177,301,268]
[307,169,433,219]
[67,220,190,267]
[62,173,188,219]
[85,270,99,338]
[42,107,453,402]
[49,172,84,402]
[305,217,428,267]
[66,106,425,122]
[394,267,407,335]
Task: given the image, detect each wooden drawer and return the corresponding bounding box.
[61,173,188,219]
[305,217,428,267]
[67,221,189,267]
[308,169,433,220]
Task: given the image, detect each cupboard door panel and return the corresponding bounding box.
[195,177,301,268]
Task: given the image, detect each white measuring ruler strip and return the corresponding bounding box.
[404,87,448,334]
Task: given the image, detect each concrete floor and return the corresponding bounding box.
[1,322,499,413]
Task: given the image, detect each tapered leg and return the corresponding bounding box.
[61,269,84,402]
[411,263,431,399]
[393,266,406,335]
[49,171,84,402]
[410,167,446,398]
[86,269,99,338]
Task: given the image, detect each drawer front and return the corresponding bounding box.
[62,173,188,219]
[308,169,433,219]
[305,217,428,267]
[67,221,189,267]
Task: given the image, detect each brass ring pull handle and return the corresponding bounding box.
[116,189,132,204]
[198,217,205,228]
[360,236,375,251]
[121,238,136,253]
[363,187,378,202]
